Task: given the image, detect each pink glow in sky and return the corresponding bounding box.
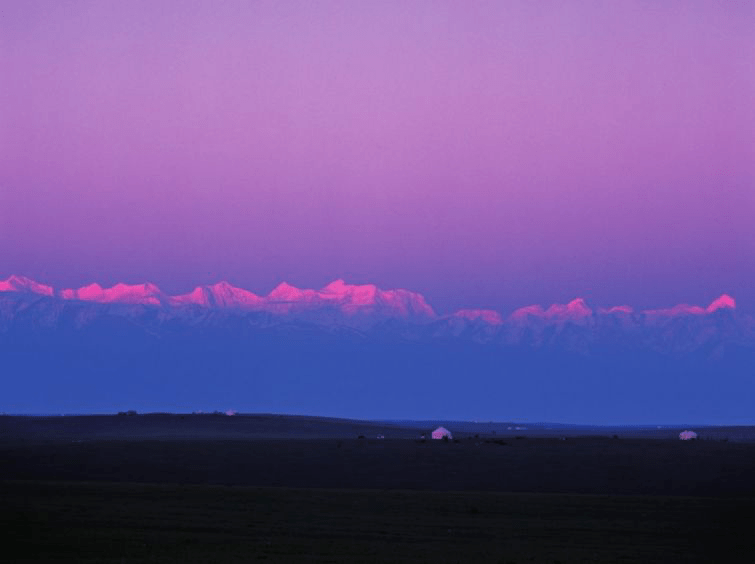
[1,1,753,314]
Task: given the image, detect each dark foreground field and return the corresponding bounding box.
[3,480,751,563]
[2,415,754,562]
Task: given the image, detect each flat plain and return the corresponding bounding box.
[1,414,753,563]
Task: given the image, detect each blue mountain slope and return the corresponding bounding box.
[1,293,753,423]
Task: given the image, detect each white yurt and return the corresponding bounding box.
[679,430,698,440]
[431,426,453,440]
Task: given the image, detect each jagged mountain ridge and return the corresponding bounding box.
[9,276,434,320]
[0,274,752,355]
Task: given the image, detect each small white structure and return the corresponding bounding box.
[431,426,453,440]
[679,430,698,440]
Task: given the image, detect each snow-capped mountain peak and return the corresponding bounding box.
[0,275,746,338]
[169,281,263,308]
[509,304,547,321]
[267,282,315,302]
[169,286,211,307]
[509,298,592,322]
[207,281,262,308]
[643,303,706,317]
[598,305,634,315]
[0,275,54,296]
[707,294,736,313]
[321,280,379,306]
[59,281,164,305]
[545,298,593,320]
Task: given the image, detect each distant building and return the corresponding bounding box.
[431,426,453,440]
[679,430,698,440]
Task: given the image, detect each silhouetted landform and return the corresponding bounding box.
[3,413,755,442]
[0,413,426,441]
[3,414,754,563]
[2,414,754,496]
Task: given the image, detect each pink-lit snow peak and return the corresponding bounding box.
[0,275,743,323]
[545,298,593,320]
[169,286,211,307]
[598,305,634,315]
[169,281,265,308]
[639,295,734,317]
[706,294,736,313]
[257,279,436,318]
[208,281,263,307]
[509,298,592,322]
[60,283,104,301]
[509,304,547,321]
[267,281,319,303]
[643,303,707,317]
[452,309,504,325]
[0,275,54,296]
[61,282,164,305]
[208,282,262,308]
[318,279,435,317]
[321,279,379,306]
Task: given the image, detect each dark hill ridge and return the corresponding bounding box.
[2,415,755,497]
[2,414,754,442]
[0,413,424,441]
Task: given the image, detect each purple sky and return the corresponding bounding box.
[1,1,753,315]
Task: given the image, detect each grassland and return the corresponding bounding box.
[3,480,751,563]
[1,415,753,562]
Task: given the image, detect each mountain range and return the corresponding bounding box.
[1,275,753,423]
[0,274,746,334]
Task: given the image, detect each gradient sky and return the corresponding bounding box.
[1,1,753,315]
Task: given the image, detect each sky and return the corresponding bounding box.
[1,1,753,316]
